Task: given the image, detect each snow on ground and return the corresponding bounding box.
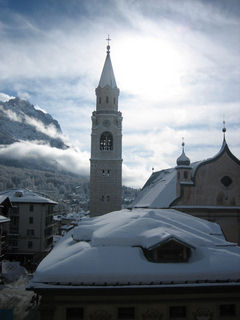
[0,276,39,320]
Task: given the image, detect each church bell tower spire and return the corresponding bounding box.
[89,38,122,217]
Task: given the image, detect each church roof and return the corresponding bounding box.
[28,208,240,289]
[131,168,178,209]
[98,46,117,89]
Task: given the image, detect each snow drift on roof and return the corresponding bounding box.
[29,209,240,288]
[0,189,57,204]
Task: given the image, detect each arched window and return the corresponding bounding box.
[100,132,113,150]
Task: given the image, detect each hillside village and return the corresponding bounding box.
[1,46,240,319]
[1,1,240,319]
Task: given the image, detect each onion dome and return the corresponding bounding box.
[176,139,190,166]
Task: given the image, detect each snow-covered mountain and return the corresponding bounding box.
[0,95,67,149]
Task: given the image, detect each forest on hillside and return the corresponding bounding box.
[0,164,139,214]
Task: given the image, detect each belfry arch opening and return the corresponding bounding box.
[100,132,113,150]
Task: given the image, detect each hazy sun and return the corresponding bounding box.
[113,35,189,102]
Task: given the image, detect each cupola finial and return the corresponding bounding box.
[177,137,190,166]
[106,35,111,54]
[222,120,226,139]
[182,137,185,149]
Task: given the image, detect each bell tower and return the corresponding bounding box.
[89,38,122,217]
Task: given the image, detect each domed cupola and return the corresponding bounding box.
[176,139,190,167]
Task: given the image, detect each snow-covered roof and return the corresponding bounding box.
[0,189,57,204]
[131,168,177,208]
[28,209,240,289]
[0,195,10,204]
[0,215,10,223]
[98,48,117,88]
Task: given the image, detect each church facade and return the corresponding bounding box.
[89,43,122,217]
[131,129,240,245]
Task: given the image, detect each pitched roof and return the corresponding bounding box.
[28,208,240,289]
[131,168,177,209]
[98,50,117,89]
[0,189,57,204]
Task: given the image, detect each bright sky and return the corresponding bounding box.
[0,0,239,188]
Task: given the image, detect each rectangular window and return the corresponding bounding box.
[30,204,34,212]
[169,306,186,319]
[220,304,236,317]
[118,307,135,319]
[66,308,84,320]
[12,216,19,225]
[29,217,33,224]
[28,241,33,249]
[27,229,35,236]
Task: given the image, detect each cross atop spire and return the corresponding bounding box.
[106,35,111,54]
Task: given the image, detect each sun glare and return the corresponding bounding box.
[114,36,189,101]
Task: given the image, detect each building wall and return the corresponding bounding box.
[177,152,240,206]
[175,151,240,244]
[37,287,240,320]
[90,104,122,217]
[7,202,54,258]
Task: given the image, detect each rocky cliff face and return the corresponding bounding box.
[0,97,67,149]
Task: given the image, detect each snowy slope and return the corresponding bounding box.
[0,95,67,149]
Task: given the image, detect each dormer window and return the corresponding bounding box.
[143,238,193,263]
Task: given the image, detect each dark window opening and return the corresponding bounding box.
[184,171,188,179]
[99,97,101,104]
[169,306,186,318]
[106,96,109,103]
[100,132,113,150]
[101,195,104,201]
[27,229,35,236]
[28,241,33,249]
[221,176,232,187]
[30,204,34,212]
[143,239,191,263]
[107,195,110,202]
[220,304,235,317]
[29,217,33,224]
[118,307,135,319]
[66,307,84,320]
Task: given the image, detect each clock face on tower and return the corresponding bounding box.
[103,119,111,128]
